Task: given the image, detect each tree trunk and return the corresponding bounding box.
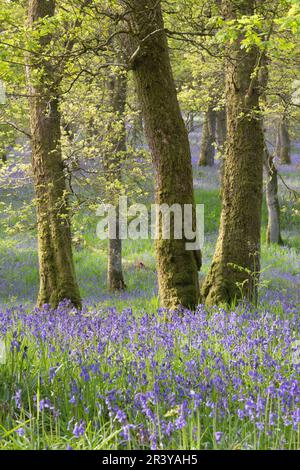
[216,108,227,152]
[264,147,283,245]
[199,107,216,166]
[27,0,81,308]
[129,91,144,149]
[277,117,291,164]
[126,0,201,309]
[257,55,283,246]
[202,0,264,306]
[216,107,227,184]
[106,71,127,291]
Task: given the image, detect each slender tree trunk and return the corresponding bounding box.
[202,0,264,306]
[277,117,291,164]
[199,107,216,166]
[108,214,125,290]
[216,108,227,152]
[130,111,144,148]
[257,55,283,246]
[126,0,201,309]
[130,93,144,148]
[264,147,283,245]
[106,72,127,291]
[27,0,81,308]
[216,107,227,184]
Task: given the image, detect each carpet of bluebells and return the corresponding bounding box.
[0,294,299,450]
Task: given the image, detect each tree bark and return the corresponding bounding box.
[199,107,216,166]
[276,117,291,164]
[202,0,264,306]
[126,0,201,309]
[264,147,283,245]
[106,71,127,291]
[27,0,81,308]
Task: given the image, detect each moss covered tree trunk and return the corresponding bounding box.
[199,107,216,166]
[265,147,283,245]
[106,71,127,291]
[27,0,81,308]
[126,0,201,309]
[202,0,264,306]
[276,117,291,164]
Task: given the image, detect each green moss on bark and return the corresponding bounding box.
[28,0,81,309]
[127,0,201,310]
[202,0,264,307]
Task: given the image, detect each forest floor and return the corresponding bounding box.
[0,148,299,310]
[0,148,299,450]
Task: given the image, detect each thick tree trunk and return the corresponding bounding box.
[264,148,283,245]
[202,0,264,306]
[27,0,81,308]
[199,107,216,166]
[276,117,291,164]
[127,0,201,309]
[106,72,127,291]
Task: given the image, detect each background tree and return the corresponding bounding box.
[258,54,284,246]
[105,67,127,291]
[199,106,216,166]
[276,114,292,164]
[265,147,283,244]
